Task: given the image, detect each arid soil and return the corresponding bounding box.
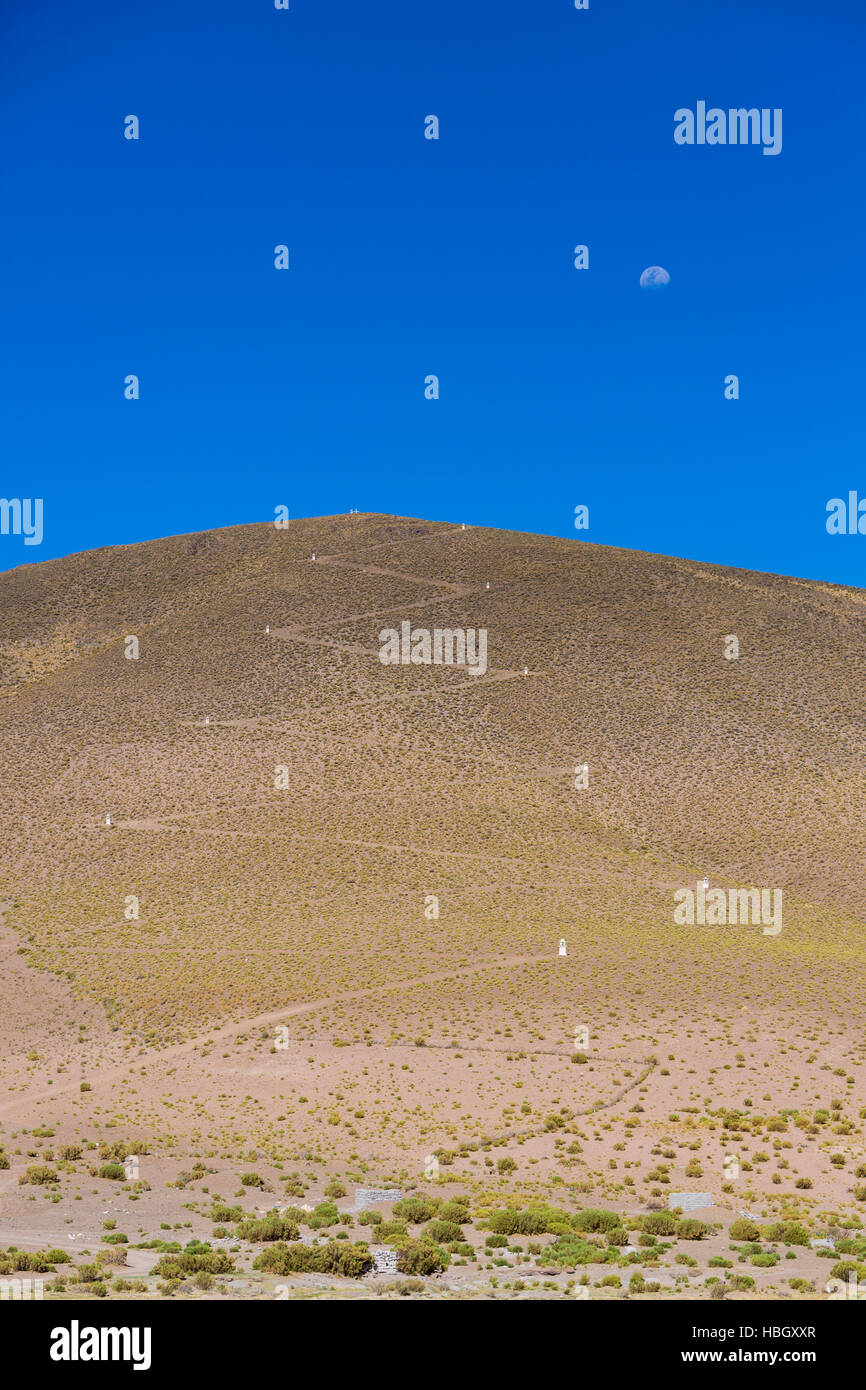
[0,514,864,1300]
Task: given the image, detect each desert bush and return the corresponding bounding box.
[829,1260,866,1282]
[97,1164,125,1181]
[151,1249,234,1279]
[19,1165,58,1186]
[396,1239,448,1276]
[210,1204,243,1224]
[676,1220,710,1241]
[8,1250,55,1272]
[96,1248,127,1267]
[729,1219,761,1242]
[639,1213,680,1237]
[423,1220,463,1244]
[306,1202,339,1230]
[438,1202,470,1225]
[487,1206,569,1237]
[542,1237,616,1267]
[763,1222,810,1246]
[236,1215,299,1243]
[99,1141,144,1162]
[377,1221,407,1241]
[253,1240,372,1278]
[572,1208,625,1234]
[392,1198,436,1224]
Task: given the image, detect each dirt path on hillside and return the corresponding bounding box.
[269,547,532,683]
[0,951,550,1119]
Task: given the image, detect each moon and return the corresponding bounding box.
[640,266,671,289]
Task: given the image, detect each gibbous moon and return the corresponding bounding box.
[640,265,671,289]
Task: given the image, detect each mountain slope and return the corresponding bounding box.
[1,513,864,1040]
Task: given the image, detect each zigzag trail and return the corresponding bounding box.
[0,952,544,1118]
[268,538,531,684]
[2,522,646,1141]
[1,948,656,1150]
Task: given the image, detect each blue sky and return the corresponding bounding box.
[2,0,865,583]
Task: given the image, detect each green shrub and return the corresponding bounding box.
[572,1208,623,1234]
[542,1237,617,1267]
[151,1250,234,1279]
[438,1202,471,1225]
[306,1202,339,1230]
[424,1220,463,1244]
[729,1219,761,1242]
[99,1141,144,1162]
[676,1219,710,1240]
[396,1239,448,1276]
[640,1213,680,1237]
[236,1215,300,1243]
[763,1222,810,1246]
[488,1206,569,1237]
[96,1248,127,1267]
[9,1250,55,1272]
[252,1241,372,1278]
[377,1221,407,1241]
[210,1204,243,1224]
[97,1164,125,1181]
[19,1165,58,1186]
[392,1198,436,1224]
[829,1260,866,1282]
